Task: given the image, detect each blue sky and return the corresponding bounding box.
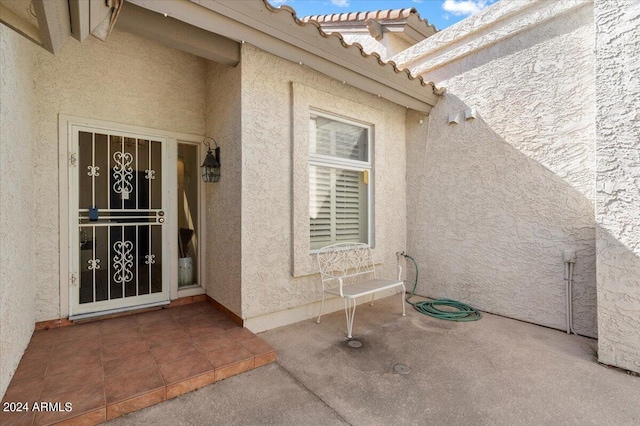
[269,0,499,30]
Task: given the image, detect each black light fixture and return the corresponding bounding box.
[201,137,220,183]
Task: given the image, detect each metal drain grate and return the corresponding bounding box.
[393,364,411,375]
[347,340,363,348]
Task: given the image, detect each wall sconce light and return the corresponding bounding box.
[201,137,220,183]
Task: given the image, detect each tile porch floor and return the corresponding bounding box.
[0,302,276,426]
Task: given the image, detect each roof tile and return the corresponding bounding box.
[264,2,444,97]
[303,8,416,24]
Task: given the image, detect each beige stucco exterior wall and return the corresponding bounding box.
[239,44,408,322]
[595,0,640,373]
[0,25,39,399]
[204,61,242,316]
[32,29,207,321]
[404,0,598,336]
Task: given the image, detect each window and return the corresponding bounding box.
[309,111,372,250]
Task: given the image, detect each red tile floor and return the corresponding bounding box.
[1,302,276,425]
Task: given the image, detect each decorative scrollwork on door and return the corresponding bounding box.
[145,254,156,265]
[87,165,100,177]
[113,240,134,284]
[87,258,101,270]
[112,151,134,194]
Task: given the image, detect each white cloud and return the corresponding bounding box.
[412,0,424,3]
[270,0,289,5]
[331,0,350,7]
[442,0,492,17]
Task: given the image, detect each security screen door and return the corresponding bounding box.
[69,126,169,317]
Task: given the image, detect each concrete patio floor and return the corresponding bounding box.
[108,296,640,426]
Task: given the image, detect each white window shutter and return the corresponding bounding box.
[310,166,332,248]
[335,170,362,242]
[309,112,371,250]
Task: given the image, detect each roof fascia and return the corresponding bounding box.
[32,0,71,54]
[128,0,436,113]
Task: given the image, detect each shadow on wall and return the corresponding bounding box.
[596,226,640,372]
[407,94,598,337]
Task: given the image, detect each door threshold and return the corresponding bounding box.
[70,301,170,321]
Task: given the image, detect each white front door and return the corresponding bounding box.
[69,125,170,317]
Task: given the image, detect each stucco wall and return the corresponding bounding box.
[0,25,38,398]
[341,33,412,61]
[595,0,640,373]
[404,0,598,336]
[33,29,207,321]
[204,60,242,316]
[239,44,407,320]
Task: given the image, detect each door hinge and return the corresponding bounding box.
[69,153,77,167]
[70,272,78,287]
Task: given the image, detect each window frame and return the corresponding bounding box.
[308,109,374,253]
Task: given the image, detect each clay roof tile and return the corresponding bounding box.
[264,2,444,98]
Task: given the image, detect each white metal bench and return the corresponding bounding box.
[316,243,405,338]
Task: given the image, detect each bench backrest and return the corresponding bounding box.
[317,242,376,283]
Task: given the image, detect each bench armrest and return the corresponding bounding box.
[321,275,345,297]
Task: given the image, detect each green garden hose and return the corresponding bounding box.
[402,253,481,321]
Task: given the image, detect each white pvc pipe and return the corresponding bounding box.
[569,263,576,335]
[565,261,577,335]
[565,262,570,334]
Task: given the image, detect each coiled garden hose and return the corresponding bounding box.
[402,253,481,321]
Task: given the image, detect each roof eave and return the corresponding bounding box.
[128,0,440,113]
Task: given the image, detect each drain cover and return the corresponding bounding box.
[348,340,363,348]
[393,364,411,375]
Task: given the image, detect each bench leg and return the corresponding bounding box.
[370,293,375,307]
[344,298,358,339]
[401,284,406,316]
[316,292,326,324]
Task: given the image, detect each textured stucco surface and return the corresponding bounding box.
[205,60,242,316]
[595,0,640,373]
[32,29,207,321]
[0,25,38,398]
[390,1,587,76]
[240,44,407,319]
[340,33,412,62]
[405,1,598,336]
